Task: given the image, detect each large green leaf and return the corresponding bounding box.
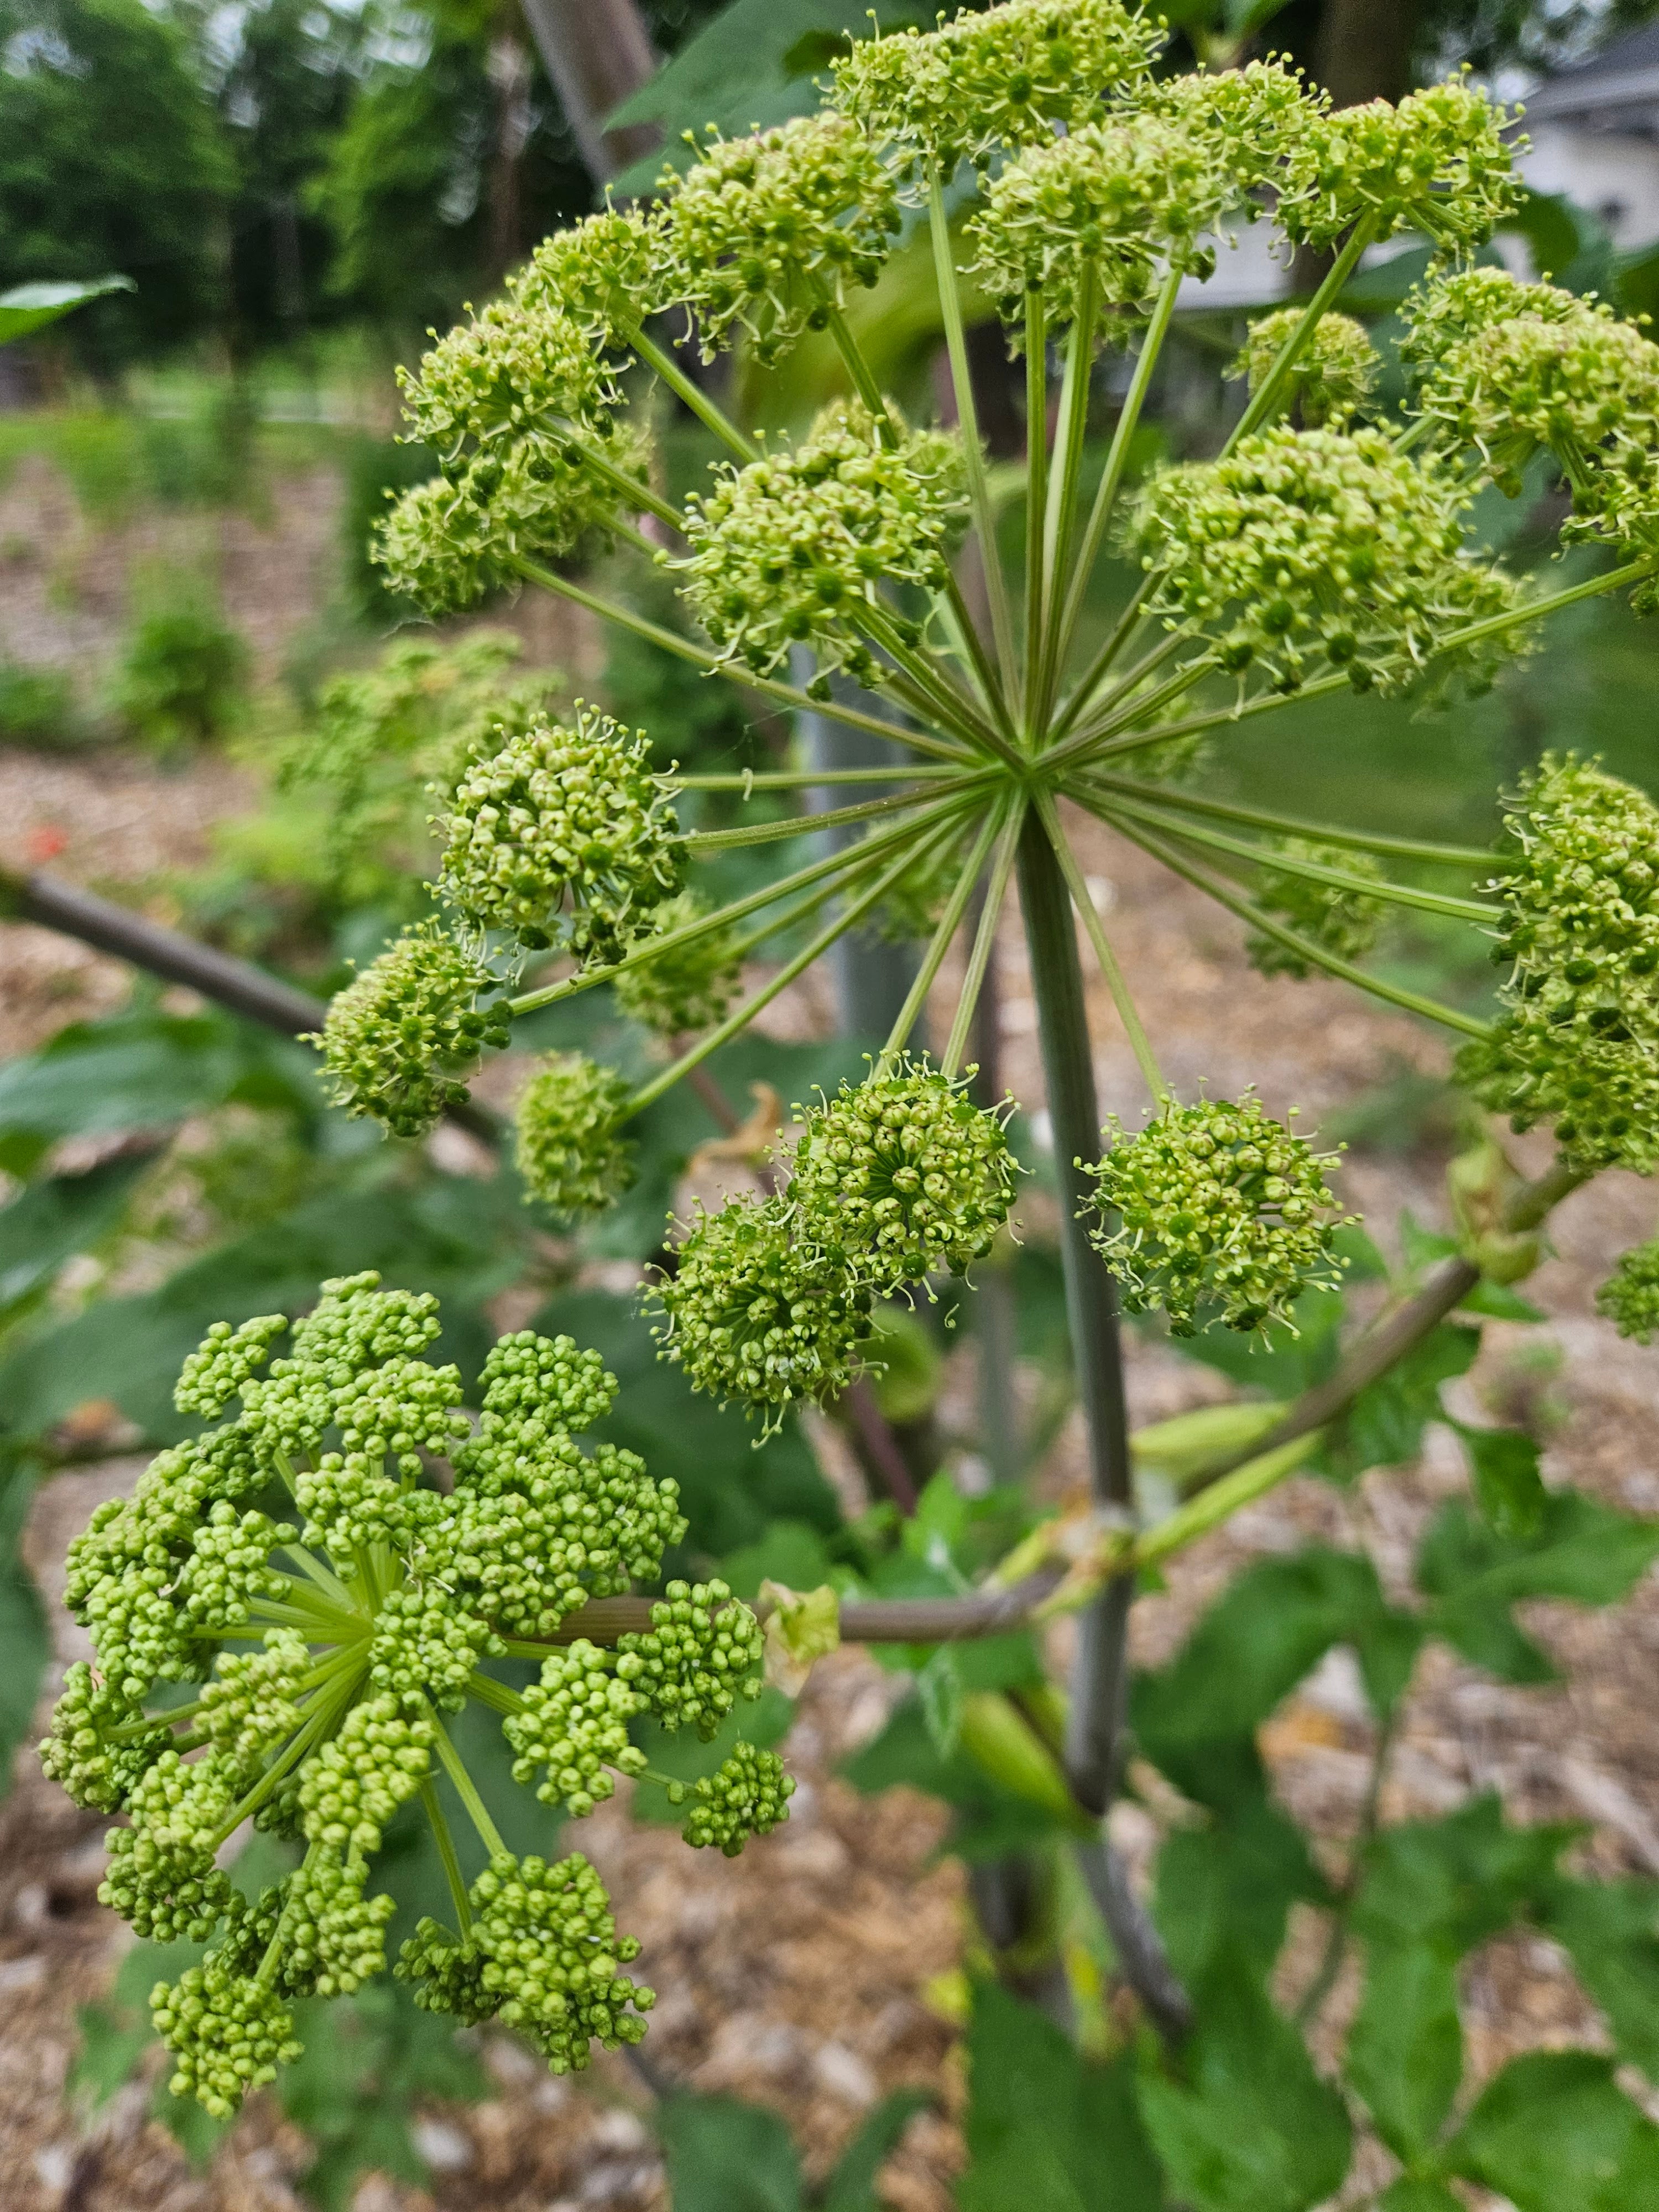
[1136,1956,1350,2212]
[529,1288,839,1556]
[1151,1792,1326,1987]
[1331,1322,1480,1479]
[821,2088,932,2212]
[0,276,133,344]
[1443,2050,1659,2212]
[1350,1795,1572,1960]
[1541,1876,1659,2080]
[959,1981,1166,2212]
[658,2093,802,2212]
[1416,1494,1659,1685]
[0,1147,156,1326]
[1343,1943,1462,2166]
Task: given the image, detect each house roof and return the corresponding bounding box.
[1525,23,1659,129]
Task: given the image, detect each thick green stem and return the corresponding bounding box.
[1033,789,1168,1103]
[1015,807,1134,1816]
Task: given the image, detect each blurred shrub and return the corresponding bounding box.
[114,602,249,749]
[0,660,80,749]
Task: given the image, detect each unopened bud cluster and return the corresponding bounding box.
[514,1052,636,1218]
[1247,838,1384,978]
[1087,1094,1349,1335]
[1231,310,1379,429]
[316,922,509,1138]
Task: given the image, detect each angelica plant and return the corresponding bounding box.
[51,0,1659,2149]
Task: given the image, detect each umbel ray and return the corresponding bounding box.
[44,0,1659,2109]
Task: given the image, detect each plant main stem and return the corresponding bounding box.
[1014,808,1134,1817]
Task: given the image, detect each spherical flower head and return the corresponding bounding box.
[614,890,742,1036]
[396,299,620,463]
[1413,295,1659,547]
[152,1952,302,2116]
[1457,754,1659,1173]
[373,425,650,617]
[1130,426,1516,697]
[647,1192,874,1427]
[675,403,966,681]
[1398,267,1582,387]
[514,1052,636,1218]
[1086,1093,1350,1336]
[1229,310,1380,428]
[658,115,900,364]
[1280,75,1522,254]
[1246,837,1384,978]
[787,1059,1018,1291]
[615,1578,765,1739]
[970,117,1236,338]
[438,703,684,956]
[39,1663,171,1812]
[1597,1239,1659,1343]
[831,0,1162,177]
[504,1639,646,1814]
[284,1848,397,1997]
[682,1742,795,1856]
[315,921,508,1138]
[514,207,666,346]
[1147,59,1327,197]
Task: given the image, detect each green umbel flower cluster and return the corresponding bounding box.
[788,1060,1018,1288]
[314,923,509,1138]
[831,0,1164,177]
[1246,838,1385,979]
[398,1851,654,2073]
[1230,310,1380,429]
[514,1052,636,1218]
[1458,756,1659,1172]
[1277,75,1521,254]
[437,703,684,958]
[396,297,621,460]
[682,1744,795,1856]
[1131,427,1514,697]
[37,1273,785,2112]
[675,404,967,684]
[1408,273,1659,556]
[659,116,900,364]
[515,208,663,347]
[1087,1095,1349,1335]
[1597,1238,1659,1343]
[614,889,743,1036]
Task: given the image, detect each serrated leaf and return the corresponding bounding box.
[1457,1280,1545,1322]
[960,1981,1167,2212]
[0,1149,155,1325]
[1351,1796,1571,1959]
[1416,1493,1659,1685]
[1136,1953,1350,2212]
[1344,1943,1462,2164]
[1541,1876,1659,2079]
[1443,2049,1659,2211]
[1454,1423,1547,1539]
[658,2092,802,2212]
[821,2087,932,2212]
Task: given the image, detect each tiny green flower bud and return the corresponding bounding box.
[514,1052,636,1218]
[315,921,504,1138]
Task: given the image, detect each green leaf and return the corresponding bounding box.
[722,1519,837,1601]
[1417,1493,1659,1686]
[1136,1954,1350,2212]
[1443,2050,1659,2211]
[1151,1794,1326,1986]
[1167,1284,1344,1397]
[1352,1795,1571,1960]
[0,276,134,344]
[1541,1876,1659,2079]
[841,1695,1070,1860]
[959,1981,1166,2212]
[821,2088,932,2212]
[1332,1322,1480,1478]
[1343,1943,1462,2164]
[0,1464,48,1794]
[1457,1280,1545,1322]
[658,2093,802,2212]
[0,1149,156,1326]
[530,1288,840,1555]
[1454,1423,1547,1539]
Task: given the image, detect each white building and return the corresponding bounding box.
[1517,23,1659,253]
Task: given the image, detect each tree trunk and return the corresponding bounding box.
[515,0,659,184]
[1311,0,1421,108]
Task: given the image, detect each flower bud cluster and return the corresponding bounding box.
[504,1639,648,1817]
[39,1664,170,1812]
[675,404,966,681]
[1086,1094,1349,1335]
[1457,755,1659,1172]
[515,208,664,346]
[788,1061,1018,1289]
[397,299,620,463]
[316,922,510,1137]
[614,889,742,1036]
[514,1052,637,1218]
[682,1743,795,1856]
[398,1851,654,2072]
[615,1579,765,1739]
[367,1586,499,1713]
[174,1314,288,1420]
[1130,427,1514,697]
[194,1632,310,1767]
[1230,310,1379,428]
[437,703,684,957]
[1597,1238,1659,1343]
[298,1695,436,1854]
[649,1194,875,1426]
[831,0,1162,177]
[1146,59,1323,195]
[1246,838,1384,978]
[285,1848,397,1997]
[1279,76,1521,254]
[971,117,1236,333]
[151,1951,302,2117]
[658,117,900,363]
[1409,278,1659,552]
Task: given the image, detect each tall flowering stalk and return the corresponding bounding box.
[46,0,1659,2111]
